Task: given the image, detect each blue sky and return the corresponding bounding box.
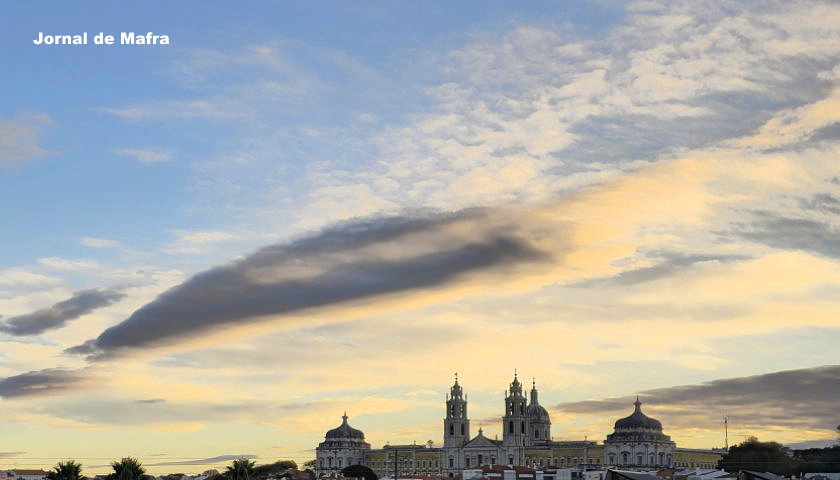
[1,0,840,473]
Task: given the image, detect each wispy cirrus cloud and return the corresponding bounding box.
[115,147,177,165]
[0,113,53,169]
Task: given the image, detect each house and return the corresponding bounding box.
[8,470,49,480]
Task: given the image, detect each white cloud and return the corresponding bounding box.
[80,236,121,249]
[115,147,177,164]
[36,257,100,271]
[163,229,240,255]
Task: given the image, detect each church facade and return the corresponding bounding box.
[315,374,721,478]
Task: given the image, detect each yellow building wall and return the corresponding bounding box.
[365,449,441,477]
[673,451,722,469]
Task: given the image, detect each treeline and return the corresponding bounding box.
[41,457,313,480]
[719,437,840,475]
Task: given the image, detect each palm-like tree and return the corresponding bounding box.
[108,457,146,480]
[226,458,256,480]
[46,460,84,480]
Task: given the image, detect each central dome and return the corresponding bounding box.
[614,397,662,431]
[326,413,365,439]
[526,402,550,419]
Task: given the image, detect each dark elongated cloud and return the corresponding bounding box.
[798,193,840,215]
[0,452,26,458]
[148,455,258,466]
[0,368,95,398]
[67,210,554,360]
[0,288,125,336]
[574,251,750,287]
[728,212,840,259]
[556,364,840,434]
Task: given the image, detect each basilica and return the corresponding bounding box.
[315,374,721,478]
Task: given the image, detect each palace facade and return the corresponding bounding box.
[315,374,722,478]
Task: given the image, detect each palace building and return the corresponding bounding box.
[314,374,722,478]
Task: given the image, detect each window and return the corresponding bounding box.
[521,421,525,434]
[520,404,524,415]
[329,458,333,467]
[509,456,514,465]
[649,454,655,465]
[338,459,343,468]
[479,455,483,466]
[449,424,454,436]
[449,458,454,468]
[637,454,643,465]
[491,457,496,465]
[534,429,539,439]
[450,405,454,416]
[509,420,514,433]
[461,424,465,435]
[621,453,628,465]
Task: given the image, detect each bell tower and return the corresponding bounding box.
[503,370,528,446]
[444,373,470,448]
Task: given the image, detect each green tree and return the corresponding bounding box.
[46,460,85,480]
[719,437,798,475]
[302,460,316,469]
[108,458,146,480]
[226,458,256,480]
[340,465,377,480]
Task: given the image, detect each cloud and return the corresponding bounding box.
[0,114,52,169]
[80,236,121,248]
[556,364,840,434]
[67,209,556,360]
[0,452,26,458]
[135,398,166,404]
[0,289,125,336]
[798,193,840,215]
[37,257,100,271]
[148,455,258,466]
[576,251,751,287]
[728,212,840,259]
[115,147,177,165]
[164,230,240,255]
[0,368,96,398]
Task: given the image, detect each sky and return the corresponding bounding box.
[1,0,839,475]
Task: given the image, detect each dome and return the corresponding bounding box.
[326,413,365,439]
[614,397,662,431]
[526,402,550,419]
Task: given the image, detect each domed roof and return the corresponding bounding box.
[614,397,662,431]
[526,402,550,419]
[326,413,365,439]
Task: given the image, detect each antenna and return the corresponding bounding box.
[724,415,729,450]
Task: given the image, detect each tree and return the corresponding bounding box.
[46,460,85,480]
[275,461,297,470]
[340,465,377,480]
[226,458,256,480]
[302,460,316,469]
[719,437,798,475]
[108,458,146,480]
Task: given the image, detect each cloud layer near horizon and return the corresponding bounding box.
[556,364,840,435]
